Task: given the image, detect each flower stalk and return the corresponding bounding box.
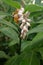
[12,7,31,54]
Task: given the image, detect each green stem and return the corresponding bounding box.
[18,28,22,55]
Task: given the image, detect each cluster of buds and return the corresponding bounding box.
[13,7,31,39]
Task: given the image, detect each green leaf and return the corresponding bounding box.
[0,51,9,59]
[30,32,43,49]
[0,11,9,19]
[24,32,43,52]
[0,27,19,43]
[19,52,40,65]
[25,4,43,13]
[27,24,43,35]
[0,19,17,30]
[3,0,21,8]
[21,41,31,51]
[30,10,43,17]
[0,19,18,33]
[38,47,43,59]
[5,55,18,65]
[36,19,43,23]
[5,51,40,65]
[8,40,17,47]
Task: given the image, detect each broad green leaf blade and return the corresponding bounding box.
[5,55,18,65]
[30,19,43,25]
[5,51,40,65]
[24,32,43,52]
[3,0,21,8]
[21,41,31,51]
[0,19,18,33]
[30,32,43,49]
[0,51,9,59]
[25,4,43,12]
[30,10,43,17]
[38,47,43,59]
[36,19,43,23]
[0,11,9,19]
[8,40,17,47]
[0,27,19,43]
[19,52,40,65]
[27,24,43,35]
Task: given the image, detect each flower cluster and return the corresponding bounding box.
[13,7,31,39]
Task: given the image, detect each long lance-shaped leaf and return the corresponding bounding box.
[5,51,40,65]
[30,10,43,17]
[24,4,43,13]
[0,19,19,33]
[0,27,19,43]
[0,11,10,19]
[3,0,21,8]
[0,51,10,59]
[23,32,43,52]
[35,19,43,23]
[27,24,43,35]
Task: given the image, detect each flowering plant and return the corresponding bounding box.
[0,0,43,65]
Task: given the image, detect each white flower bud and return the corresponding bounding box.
[26,22,30,26]
[25,11,29,15]
[22,19,26,23]
[20,7,24,13]
[23,25,28,32]
[18,16,23,21]
[20,34,23,38]
[20,28,28,39]
[20,25,28,39]
[23,32,26,39]
[21,29,24,34]
[18,11,23,16]
[20,23,24,29]
[24,11,30,18]
[20,29,24,38]
[27,19,31,22]
[18,7,24,16]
